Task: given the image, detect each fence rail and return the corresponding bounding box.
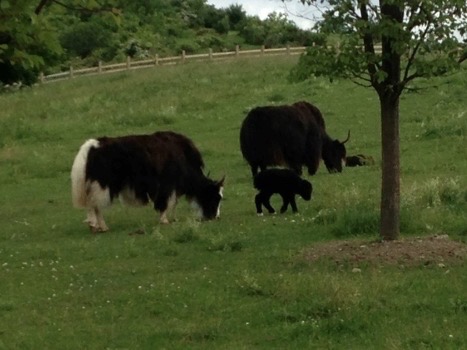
[39,45,307,83]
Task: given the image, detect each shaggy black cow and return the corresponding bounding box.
[240,101,349,177]
[71,131,224,232]
[254,168,312,215]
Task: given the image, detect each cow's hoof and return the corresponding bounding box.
[89,225,108,233]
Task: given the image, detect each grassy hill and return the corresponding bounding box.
[0,56,466,348]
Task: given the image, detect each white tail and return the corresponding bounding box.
[71,139,99,208]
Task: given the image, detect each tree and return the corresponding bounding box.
[0,1,61,85]
[0,0,118,85]
[225,4,247,30]
[289,0,466,240]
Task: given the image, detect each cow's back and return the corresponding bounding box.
[292,101,326,130]
[145,131,204,173]
[240,105,310,168]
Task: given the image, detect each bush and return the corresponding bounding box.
[60,21,114,58]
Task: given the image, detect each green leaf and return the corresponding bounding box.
[0,1,11,10]
[375,70,388,84]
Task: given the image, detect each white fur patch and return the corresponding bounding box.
[191,200,203,219]
[86,181,111,209]
[71,139,100,208]
[216,186,224,218]
[119,187,147,207]
[167,191,177,211]
[159,191,178,224]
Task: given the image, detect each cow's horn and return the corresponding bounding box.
[218,175,226,186]
[342,130,350,144]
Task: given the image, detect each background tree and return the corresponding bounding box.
[0,0,62,85]
[0,0,118,85]
[289,0,466,240]
[1,0,319,86]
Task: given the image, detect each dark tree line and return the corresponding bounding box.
[0,0,321,86]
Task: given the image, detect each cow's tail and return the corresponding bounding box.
[71,139,99,208]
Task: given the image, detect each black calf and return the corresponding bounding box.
[253,168,312,214]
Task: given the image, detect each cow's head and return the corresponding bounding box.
[299,179,313,201]
[323,131,350,173]
[195,175,225,220]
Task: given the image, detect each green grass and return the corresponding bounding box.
[0,56,466,349]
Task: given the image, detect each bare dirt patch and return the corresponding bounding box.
[304,234,467,267]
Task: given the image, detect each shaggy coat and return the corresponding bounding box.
[240,101,349,177]
[253,168,312,214]
[71,131,224,232]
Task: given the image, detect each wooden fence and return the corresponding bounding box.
[40,45,307,83]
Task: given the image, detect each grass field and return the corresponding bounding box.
[0,56,466,349]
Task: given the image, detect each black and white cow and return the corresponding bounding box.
[71,131,224,232]
[240,101,350,177]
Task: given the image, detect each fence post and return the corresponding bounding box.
[154,54,159,66]
[235,45,240,57]
[261,45,265,56]
[39,72,45,83]
[98,61,102,74]
[69,66,74,79]
[209,48,213,60]
[126,56,131,70]
[286,45,290,55]
[181,50,186,63]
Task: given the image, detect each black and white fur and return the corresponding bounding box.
[253,168,312,215]
[71,131,224,232]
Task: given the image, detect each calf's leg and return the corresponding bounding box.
[280,194,298,213]
[256,191,275,214]
[290,196,299,213]
[280,194,290,213]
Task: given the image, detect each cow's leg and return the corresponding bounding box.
[162,191,177,223]
[95,208,109,232]
[262,192,276,214]
[280,194,292,213]
[290,196,299,213]
[84,209,98,229]
[85,182,111,232]
[306,149,321,176]
[84,207,108,233]
[255,192,264,215]
[155,190,176,224]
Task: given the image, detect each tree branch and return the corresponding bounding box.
[359,0,378,88]
[349,71,373,88]
[459,51,467,64]
[402,21,431,84]
[35,0,52,15]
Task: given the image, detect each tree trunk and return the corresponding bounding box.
[379,94,400,240]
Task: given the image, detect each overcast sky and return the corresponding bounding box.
[206,0,316,30]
